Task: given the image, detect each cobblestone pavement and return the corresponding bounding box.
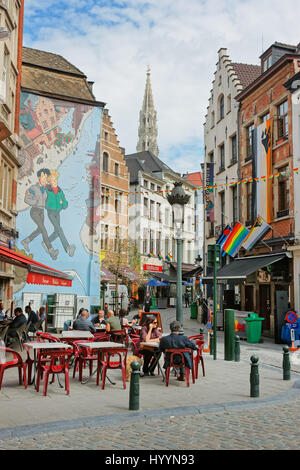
[0,397,299,450]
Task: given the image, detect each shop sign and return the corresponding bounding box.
[143,264,163,272]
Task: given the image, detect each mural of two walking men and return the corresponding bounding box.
[21,168,75,260]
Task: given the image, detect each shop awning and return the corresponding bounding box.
[100,267,116,282]
[0,245,73,286]
[202,253,287,282]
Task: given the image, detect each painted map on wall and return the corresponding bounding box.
[15,92,102,304]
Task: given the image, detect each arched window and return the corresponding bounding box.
[219,94,224,120]
[103,152,109,172]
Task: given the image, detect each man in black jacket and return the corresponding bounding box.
[5,307,27,345]
[159,320,197,381]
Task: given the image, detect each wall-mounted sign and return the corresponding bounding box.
[143,264,163,272]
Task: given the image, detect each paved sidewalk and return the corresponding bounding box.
[0,306,299,439]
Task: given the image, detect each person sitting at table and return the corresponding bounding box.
[105,310,121,333]
[92,309,106,326]
[139,316,162,376]
[132,309,142,324]
[5,307,27,346]
[63,308,84,331]
[73,309,96,333]
[0,301,5,321]
[159,320,197,381]
[25,305,39,334]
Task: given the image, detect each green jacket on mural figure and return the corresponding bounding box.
[45,186,68,212]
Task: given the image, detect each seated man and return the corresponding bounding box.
[132,309,143,324]
[105,310,121,333]
[73,309,96,333]
[159,320,197,381]
[92,309,106,326]
[5,307,27,346]
[25,305,39,333]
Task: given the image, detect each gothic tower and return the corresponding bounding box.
[136,66,159,156]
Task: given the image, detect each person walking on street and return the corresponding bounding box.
[144,293,152,312]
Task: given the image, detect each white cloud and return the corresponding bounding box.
[23,0,300,173]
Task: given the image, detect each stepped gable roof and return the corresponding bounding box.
[231,63,261,89]
[21,47,104,105]
[125,151,179,184]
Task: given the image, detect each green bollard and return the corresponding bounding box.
[235,335,240,362]
[129,361,141,411]
[210,331,214,355]
[250,355,259,398]
[282,345,291,381]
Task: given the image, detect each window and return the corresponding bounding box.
[114,192,121,213]
[220,192,225,229]
[143,229,148,254]
[114,163,119,176]
[104,132,109,141]
[150,200,155,219]
[219,144,225,171]
[165,207,170,226]
[1,162,12,211]
[263,55,272,72]
[143,198,149,217]
[278,100,288,139]
[165,237,169,256]
[231,134,237,164]
[246,183,253,225]
[1,49,8,103]
[277,166,290,217]
[227,94,231,113]
[246,124,255,160]
[144,180,148,188]
[261,112,270,123]
[157,203,162,222]
[156,232,161,254]
[219,94,224,120]
[103,152,109,172]
[232,185,237,225]
[211,111,215,128]
[150,183,155,191]
[150,230,154,253]
[101,224,109,250]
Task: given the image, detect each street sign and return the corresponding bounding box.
[286,311,298,323]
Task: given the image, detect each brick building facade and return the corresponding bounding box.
[235,43,300,338]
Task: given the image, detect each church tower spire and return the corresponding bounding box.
[136,65,159,156]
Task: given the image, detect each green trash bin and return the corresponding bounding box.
[190,301,198,319]
[150,296,157,310]
[245,313,265,343]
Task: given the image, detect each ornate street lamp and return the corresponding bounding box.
[167,182,190,327]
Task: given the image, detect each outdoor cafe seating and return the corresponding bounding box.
[188,335,205,378]
[97,347,127,390]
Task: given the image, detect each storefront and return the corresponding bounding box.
[203,252,292,339]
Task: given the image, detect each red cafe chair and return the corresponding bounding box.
[0,347,27,390]
[164,349,195,387]
[36,349,72,396]
[97,348,127,390]
[188,336,205,379]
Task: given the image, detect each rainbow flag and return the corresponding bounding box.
[147,252,155,258]
[165,253,172,261]
[158,252,163,260]
[222,222,249,257]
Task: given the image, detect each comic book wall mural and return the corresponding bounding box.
[14,92,102,304]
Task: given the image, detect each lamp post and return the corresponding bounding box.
[167,182,190,328]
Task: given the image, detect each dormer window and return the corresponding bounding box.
[263,54,272,72]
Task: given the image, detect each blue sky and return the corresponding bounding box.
[23,0,300,174]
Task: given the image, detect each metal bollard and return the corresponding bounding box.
[282,345,291,381]
[210,332,214,355]
[250,355,259,398]
[235,335,240,362]
[129,361,141,411]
